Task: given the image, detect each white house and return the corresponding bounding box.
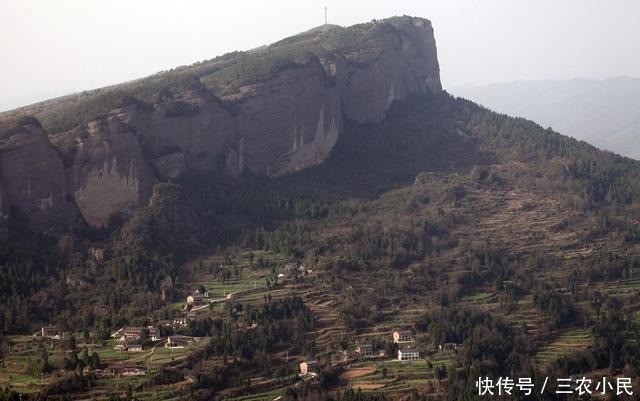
[111,326,159,342]
[356,343,375,358]
[165,335,191,349]
[299,360,319,375]
[40,325,61,339]
[398,348,420,361]
[393,330,414,344]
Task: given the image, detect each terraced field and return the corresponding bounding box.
[534,329,592,367]
[0,334,203,399]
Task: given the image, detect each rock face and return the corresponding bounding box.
[68,115,154,228]
[226,59,343,176]
[337,18,441,124]
[115,84,237,179]
[0,16,441,234]
[0,167,10,239]
[0,118,79,234]
[220,16,441,176]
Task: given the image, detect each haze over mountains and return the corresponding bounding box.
[450,77,640,159]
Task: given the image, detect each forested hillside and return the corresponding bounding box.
[2,90,640,400]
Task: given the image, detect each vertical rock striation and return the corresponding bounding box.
[0,16,441,234]
[0,117,79,234]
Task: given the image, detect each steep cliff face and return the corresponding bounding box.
[215,16,440,176]
[0,173,9,239]
[0,16,441,235]
[67,115,153,228]
[337,18,441,124]
[0,118,79,234]
[115,84,237,179]
[224,58,342,176]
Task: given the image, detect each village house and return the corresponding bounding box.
[111,326,160,342]
[127,343,143,352]
[356,343,375,358]
[107,361,146,376]
[173,315,188,326]
[440,343,462,352]
[187,294,210,307]
[113,342,143,352]
[393,330,414,344]
[299,360,319,375]
[37,325,61,339]
[398,348,420,361]
[165,335,192,349]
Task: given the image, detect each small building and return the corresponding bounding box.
[173,315,188,326]
[40,325,61,339]
[187,294,209,306]
[440,343,461,352]
[398,348,420,361]
[107,362,146,376]
[165,335,191,349]
[356,343,375,358]
[114,341,143,352]
[127,343,143,352]
[299,360,319,375]
[111,326,159,342]
[393,330,414,344]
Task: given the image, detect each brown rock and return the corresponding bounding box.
[225,58,342,176]
[338,17,441,124]
[115,84,236,178]
[68,114,154,228]
[0,118,79,234]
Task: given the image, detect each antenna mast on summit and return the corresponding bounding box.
[324,6,328,33]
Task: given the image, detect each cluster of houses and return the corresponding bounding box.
[105,361,146,376]
[300,329,463,375]
[277,262,313,282]
[393,330,420,361]
[354,330,420,362]
[110,325,195,353]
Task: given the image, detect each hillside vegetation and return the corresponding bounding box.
[3,90,640,399]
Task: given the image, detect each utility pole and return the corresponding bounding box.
[324,6,328,33]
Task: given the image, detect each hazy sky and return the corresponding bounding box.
[1,0,639,111]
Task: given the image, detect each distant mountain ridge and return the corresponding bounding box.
[450,77,640,158]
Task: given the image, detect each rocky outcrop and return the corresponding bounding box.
[0,16,441,235]
[67,115,153,228]
[337,18,441,124]
[219,16,440,176]
[115,84,237,179]
[0,118,79,234]
[225,59,342,176]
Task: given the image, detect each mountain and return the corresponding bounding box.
[0,16,440,235]
[450,77,640,158]
[2,16,640,401]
